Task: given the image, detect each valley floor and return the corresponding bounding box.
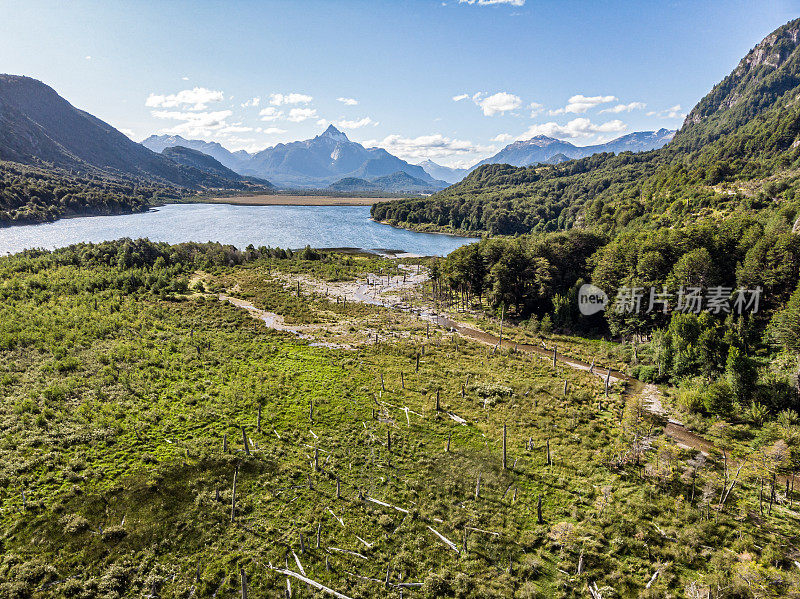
[0,247,797,598]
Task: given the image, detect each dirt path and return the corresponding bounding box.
[218,294,350,350]
[224,267,719,457]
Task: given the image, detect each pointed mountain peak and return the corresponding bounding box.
[320,124,349,142]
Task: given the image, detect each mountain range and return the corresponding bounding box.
[139,134,252,173]
[143,126,448,190]
[468,129,676,171]
[142,129,676,189]
[0,75,263,191]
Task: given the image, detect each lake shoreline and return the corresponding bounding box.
[180,195,395,207]
[0,203,478,256]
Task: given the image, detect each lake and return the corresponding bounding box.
[0,203,477,256]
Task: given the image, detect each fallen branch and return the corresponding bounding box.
[364,496,409,514]
[427,526,460,554]
[354,535,373,549]
[328,547,369,560]
[466,526,500,537]
[327,508,345,527]
[292,551,306,576]
[448,412,467,425]
[645,567,660,589]
[267,566,354,599]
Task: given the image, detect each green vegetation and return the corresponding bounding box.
[0,241,797,598]
[0,161,179,225]
[372,19,800,237]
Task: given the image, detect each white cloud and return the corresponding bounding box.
[181,76,189,81]
[85,55,92,61]
[258,107,284,121]
[364,133,495,166]
[492,133,514,143]
[151,109,235,138]
[260,127,287,134]
[146,87,225,111]
[457,0,525,5]
[599,101,646,114]
[549,94,617,115]
[241,97,261,108]
[269,92,313,106]
[518,117,627,141]
[119,128,135,139]
[529,102,544,117]
[452,94,470,102]
[287,107,318,122]
[336,117,378,129]
[337,97,358,106]
[653,104,685,119]
[473,91,522,116]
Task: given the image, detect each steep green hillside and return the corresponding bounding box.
[372,19,800,236]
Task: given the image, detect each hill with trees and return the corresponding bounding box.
[0,75,273,224]
[372,19,800,237]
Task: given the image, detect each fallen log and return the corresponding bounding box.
[267,566,354,599]
[328,547,369,560]
[427,526,460,554]
[364,496,409,514]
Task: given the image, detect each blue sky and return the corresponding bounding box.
[2,0,798,166]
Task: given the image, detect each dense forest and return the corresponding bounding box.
[0,161,180,225]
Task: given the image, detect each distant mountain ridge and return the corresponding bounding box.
[161,146,247,182]
[417,160,470,184]
[146,126,448,190]
[471,129,676,170]
[0,75,251,190]
[328,170,441,193]
[142,134,251,172]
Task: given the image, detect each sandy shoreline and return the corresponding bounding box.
[203,195,394,206]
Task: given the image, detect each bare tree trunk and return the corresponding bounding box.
[499,304,504,347]
[241,427,250,455]
[231,466,238,522]
[502,424,507,470]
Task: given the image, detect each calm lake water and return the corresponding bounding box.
[0,203,477,256]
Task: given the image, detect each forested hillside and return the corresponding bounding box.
[0,161,179,224]
[372,19,800,236]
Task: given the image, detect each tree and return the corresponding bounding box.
[725,345,758,404]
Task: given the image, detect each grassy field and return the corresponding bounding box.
[0,246,797,598]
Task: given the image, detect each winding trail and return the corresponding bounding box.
[224,266,718,456]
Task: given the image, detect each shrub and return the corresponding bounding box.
[703,380,734,416]
[61,513,90,534]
